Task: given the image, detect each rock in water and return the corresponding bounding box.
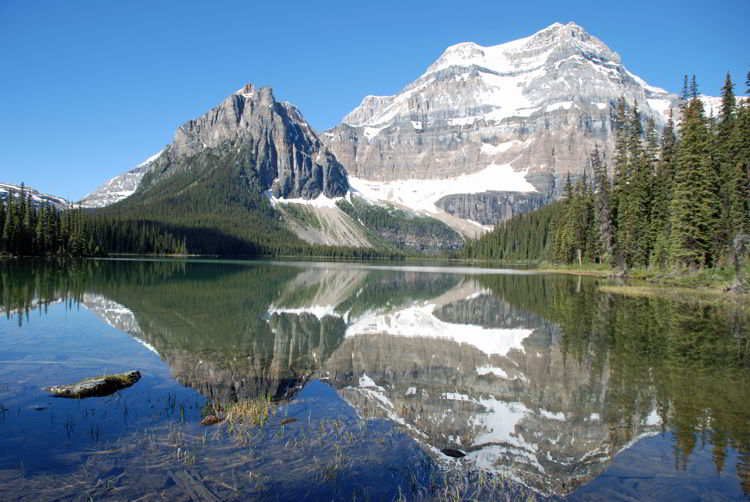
[43,370,141,398]
[201,415,222,426]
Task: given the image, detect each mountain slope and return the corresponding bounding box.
[0,182,70,210]
[322,22,678,226]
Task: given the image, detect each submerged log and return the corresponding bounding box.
[43,370,141,398]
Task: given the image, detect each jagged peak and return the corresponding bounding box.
[234,82,276,104]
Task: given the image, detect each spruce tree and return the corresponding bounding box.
[670,95,720,268]
[592,145,615,264]
[650,109,677,268]
[716,72,738,246]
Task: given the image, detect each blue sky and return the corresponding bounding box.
[1,0,748,200]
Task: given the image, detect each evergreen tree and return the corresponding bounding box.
[617,100,650,267]
[690,75,699,100]
[680,75,690,111]
[650,109,677,268]
[592,145,615,264]
[670,95,720,268]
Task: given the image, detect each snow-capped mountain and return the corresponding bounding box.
[323,22,678,226]
[78,22,732,245]
[0,182,70,210]
[78,151,162,208]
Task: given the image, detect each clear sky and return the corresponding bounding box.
[1,0,747,201]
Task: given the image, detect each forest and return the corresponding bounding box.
[465,72,750,273]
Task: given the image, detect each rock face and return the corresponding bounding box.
[323,22,677,222]
[81,83,348,207]
[435,191,550,225]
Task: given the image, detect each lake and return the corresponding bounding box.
[0,258,748,501]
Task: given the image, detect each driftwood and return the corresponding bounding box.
[43,370,141,398]
[169,470,221,502]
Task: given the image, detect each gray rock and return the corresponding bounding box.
[435,191,550,226]
[322,22,678,221]
[82,83,348,206]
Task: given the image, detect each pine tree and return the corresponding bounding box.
[651,109,677,268]
[592,145,615,264]
[617,100,650,267]
[728,89,750,235]
[690,75,699,100]
[716,72,739,247]
[0,196,5,252]
[670,95,720,268]
[680,75,689,110]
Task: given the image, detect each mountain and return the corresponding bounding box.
[84,84,463,254]
[0,182,70,210]
[322,22,678,227]
[78,152,161,208]
[79,22,729,252]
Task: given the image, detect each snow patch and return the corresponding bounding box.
[345,303,532,357]
[476,365,510,378]
[647,98,673,120]
[539,409,565,421]
[268,192,344,208]
[545,101,575,112]
[137,149,164,168]
[480,140,521,155]
[267,305,341,320]
[348,163,535,214]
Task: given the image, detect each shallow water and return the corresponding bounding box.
[0,258,748,500]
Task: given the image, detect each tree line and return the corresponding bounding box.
[465,71,750,271]
[0,185,188,257]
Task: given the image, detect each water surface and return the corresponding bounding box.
[0,259,748,500]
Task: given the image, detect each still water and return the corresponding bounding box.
[0,258,748,501]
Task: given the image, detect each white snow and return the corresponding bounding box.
[539,409,565,421]
[625,69,669,95]
[589,413,600,421]
[480,140,521,155]
[267,305,341,319]
[359,373,380,389]
[427,32,554,77]
[592,102,608,110]
[470,398,539,457]
[442,392,473,402]
[545,101,576,112]
[267,192,344,208]
[134,337,160,356]
[647,98,673,120]
[411,121,423,130]
[348,163,535,214]
[136,149,164,168]
[364,125,388,140]
[345,302,532,357]
[645,409,661,426]
[405,386,417,396]
[476,365,510,378]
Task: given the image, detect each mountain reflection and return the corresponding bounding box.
[2,259,749,497]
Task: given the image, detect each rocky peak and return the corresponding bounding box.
[323,22,678,230]
[83,83,348,206]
